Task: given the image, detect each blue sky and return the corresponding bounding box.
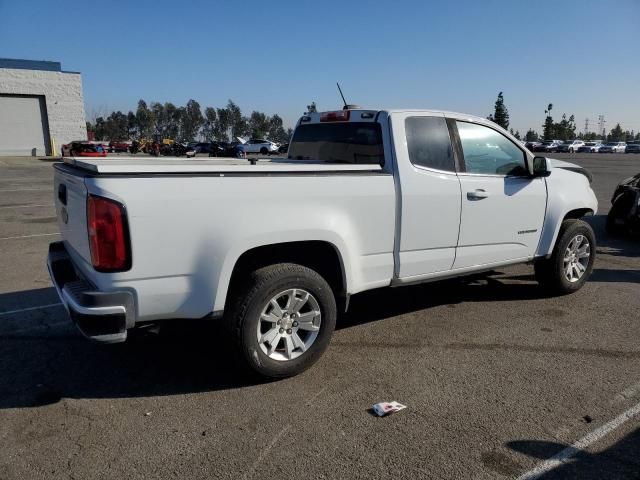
[1,0,639,134]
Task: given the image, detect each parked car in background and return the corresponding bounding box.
[558,140,585,153]
[525,141,541,151]
[278,143,289,154]
[160,142,190,157]
[533,140,563,153]
[239,138,279,154]
[186,141,246,158]
[61,141,107,157]
[625,143,640,154]
[188,142,220,155]
[606,172,640,235]
[214,142,246,158]
[577,142,603,153]
[600,142,627,153]
[108,141,130,153]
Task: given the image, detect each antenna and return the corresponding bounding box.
[336,82,348,109]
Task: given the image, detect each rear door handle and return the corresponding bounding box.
[467,189,488,200]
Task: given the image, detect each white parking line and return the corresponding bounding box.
[0,204,53,209]
[0,188,51,192]
[516,401,640,480]
[0,303,63,317]
[7,320,69,335]
[0,232,60,241]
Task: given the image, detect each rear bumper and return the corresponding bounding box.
[47,241,134,343]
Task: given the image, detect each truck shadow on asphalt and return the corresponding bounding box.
[505,427,640,479]
[0,216,638,409]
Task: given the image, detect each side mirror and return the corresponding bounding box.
[532,156,551,177]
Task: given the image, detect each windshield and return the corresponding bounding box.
[288,122,384,165]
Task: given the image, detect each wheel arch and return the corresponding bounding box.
[219,240,349,313]
[537,207,596,259]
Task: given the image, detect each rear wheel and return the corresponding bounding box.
[535,219,595,295]
[226,263,336,378]
[259,147,269,155]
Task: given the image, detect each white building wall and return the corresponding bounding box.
[0,68,86,155]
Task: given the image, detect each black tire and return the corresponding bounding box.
[226,263,337,378]
[259,147,269,155]
[535,219,596,295]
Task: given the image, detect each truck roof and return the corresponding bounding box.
[300,108,497,127]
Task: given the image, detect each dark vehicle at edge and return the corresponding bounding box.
[606,173,640,236]
[625,143,640,154]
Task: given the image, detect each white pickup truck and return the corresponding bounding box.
[48,108,598,377]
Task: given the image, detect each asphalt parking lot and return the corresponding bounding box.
[0,153,639,479]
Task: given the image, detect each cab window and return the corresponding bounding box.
[405,116,455,172]
[456,121,527,176]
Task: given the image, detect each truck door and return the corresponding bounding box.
[391,113,462,279]
[451,120,546,269]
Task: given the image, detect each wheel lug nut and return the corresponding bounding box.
[279,328,284,334]
[286,329,292,334]
[277,320,281,325]
[293,321,298,327]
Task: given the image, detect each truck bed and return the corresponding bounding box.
[62,157,383,174]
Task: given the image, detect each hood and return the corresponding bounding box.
[236,136,248,144]
[546,157,593,183]
[546,158,580,169]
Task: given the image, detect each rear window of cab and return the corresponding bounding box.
[288,123,384,165]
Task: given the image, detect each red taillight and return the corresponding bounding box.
[87,195,130,271]
[320,110,350,122]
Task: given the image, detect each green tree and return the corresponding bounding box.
[248,111,271,138]
[103,111,128,140]
[268,114,288,143]
[225,100,247,139]
[306,102,317,113]
[215,106,231,141]
[624,130,635,142]
[180,99,204,141]
[202,107,218,141]
[491,92,510,130]
[607,123,625,141]
[127,111,138,139]
[542,104,554,140]
[524,129,539,142]
[135,100,155,139]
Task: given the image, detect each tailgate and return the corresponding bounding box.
[54,166,92,264]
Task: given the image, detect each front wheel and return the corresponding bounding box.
[535,219,596,295]
[226,263,337,378]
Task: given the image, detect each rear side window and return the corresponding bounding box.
[456,121,527,176]
[405,116,455,172]
[288,123,384,165]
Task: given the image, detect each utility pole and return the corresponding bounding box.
[597,115,606,139]
[584,118,590,136]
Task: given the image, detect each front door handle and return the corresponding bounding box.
[467,189,488,200]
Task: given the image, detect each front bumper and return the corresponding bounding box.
[47,241,134,343]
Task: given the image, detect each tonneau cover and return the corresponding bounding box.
[62,157,383,174]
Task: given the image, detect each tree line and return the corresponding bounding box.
[487,93,639,143]
[87,99,293,144]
